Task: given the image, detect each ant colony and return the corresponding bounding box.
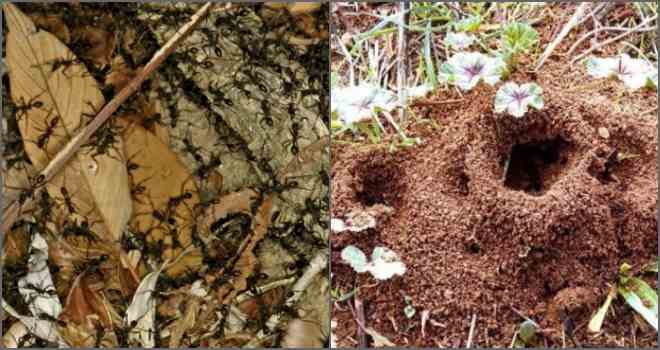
[2,3,329,348]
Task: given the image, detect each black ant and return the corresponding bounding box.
[82,110,123,161]
[62,219,97,243]
[130,179,150,205]
[283,121,302,156]
[209,81,233,107]
[39,55,83,77]
[175,131,204,163]
[75,254,109,275]
[36,190,54,221]
[8,174,46,208]
[14,95,44,120]
[141,112,164,131]
[166,102,181,128]
[259,100,274,128]
[194,152,222,180]
[60,187,77,214]
[167,191,193,210]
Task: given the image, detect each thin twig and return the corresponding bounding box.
[567,25,655,56]
[571,14,658,64]
[534,3,591,71]
[1,2,221,234]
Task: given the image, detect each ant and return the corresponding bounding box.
[62,219,97,243]
[283,121,303,156]
[130,177,151,205]
[175,130,205,163]
[36,190,54,221]
[60,187,77,214]
[74,254,109,275]
[32,112,61,151]
[14,95,44,120]
[167,191,193,210]
[167,103,181,128]
[8,174,46,208]
[39,55,83,77]
[259,100,274,128]
[82,109,123,161]
[209,81,233,107]
[141,112,163,131]
[194,152,222,180]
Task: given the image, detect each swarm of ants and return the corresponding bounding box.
[2,3,329,348]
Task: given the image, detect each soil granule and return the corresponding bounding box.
[331,60,658,347]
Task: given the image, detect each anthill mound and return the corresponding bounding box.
[331,62,658,347]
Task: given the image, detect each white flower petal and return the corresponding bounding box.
[445,32,475,50]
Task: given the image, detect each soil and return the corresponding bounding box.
[331,61,658,347]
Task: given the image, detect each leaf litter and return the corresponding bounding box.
[2,2,329,348]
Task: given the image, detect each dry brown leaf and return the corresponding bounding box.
[4,3,132,242]
[59,269,113,329]
[119,120,202,277]
[287,3,322,16]
[1,223,30,265]
[238,287,285,320]
[168,297,201,348]
[200,188,260,230]
[218,195,273,304]
[281,318,325,348]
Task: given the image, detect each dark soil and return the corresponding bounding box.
[331,59,658,347]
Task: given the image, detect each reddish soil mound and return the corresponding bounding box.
[331,62,657,347]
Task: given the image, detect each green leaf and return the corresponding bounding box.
[335,288,358,303]
[501,22,539,55]
[341,246,368,273]
[618,277,658,331]
[454,15,481,32]
[588,285,617,333]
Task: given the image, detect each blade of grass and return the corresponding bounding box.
[423,21,437,88]
[618,278,658,331]
[588,285,617,333]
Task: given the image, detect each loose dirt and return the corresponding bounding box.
[331,59,658,347]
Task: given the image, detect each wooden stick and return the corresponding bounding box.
[571,14,658,64]
[2,2,223,234]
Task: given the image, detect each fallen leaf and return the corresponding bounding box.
[364,327,396,347]
[218,195,273,305]
[281,318,325,348]
[4,3,132,242]
[119,119,202,277]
